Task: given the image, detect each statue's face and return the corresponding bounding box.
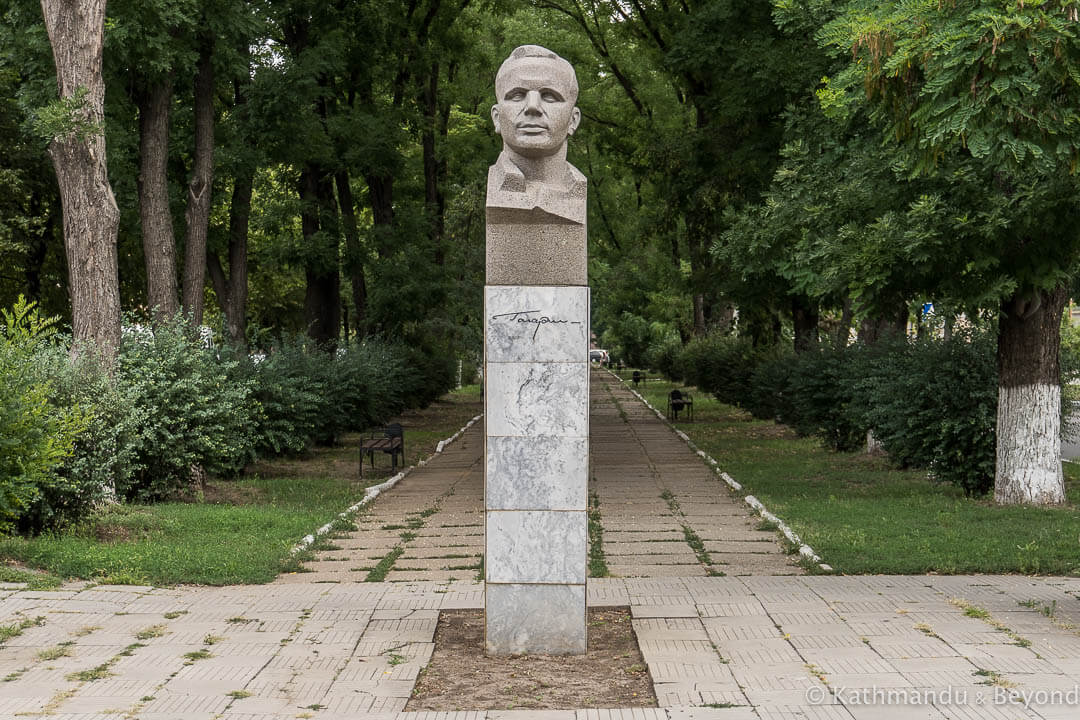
[492,57,581,159]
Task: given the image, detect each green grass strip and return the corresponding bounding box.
[588,490,609,578]
[364,547,404,582]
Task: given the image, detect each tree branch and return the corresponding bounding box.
[629,0,669,53]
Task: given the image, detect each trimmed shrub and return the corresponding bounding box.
[850,332,997,496]
[244,336,454,457]
[0,299,87,533]
[646,333,683,381]
[115,320,257,501]
[744,349,796,422]
[0,296,464,533]
[782,345,868,451]
[22,352,142,533]
[668,326,1001,495]
[245,337,328,455]
[676,333,761,408]
[397,341,455,408]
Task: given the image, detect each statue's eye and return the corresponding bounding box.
[506,90,526,101]
[542,91,563,102]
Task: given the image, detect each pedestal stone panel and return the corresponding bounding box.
[486,436,588,510]
[485,361,589,437]
[485,583,587,655]
[484,290,589,656]
[485,286,589,363]
[486,510,587,584]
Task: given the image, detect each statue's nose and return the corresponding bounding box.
[524,90,543,115]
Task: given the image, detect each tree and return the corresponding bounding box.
[181,32,215,325]
[107,0,195,320]
[208,49,258,348]
[822,0,1080,504]
[136,73,181,319]
[38,0,122,364]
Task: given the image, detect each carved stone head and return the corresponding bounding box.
[492,45,581,161]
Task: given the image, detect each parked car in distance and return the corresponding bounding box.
[589,349,609,364]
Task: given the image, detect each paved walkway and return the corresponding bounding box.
[591,375,798,577]
[4,371,1080,719]
[284,370,797,583]
[5,576,1080,718]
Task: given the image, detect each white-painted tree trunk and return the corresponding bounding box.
[995,382,1065,505]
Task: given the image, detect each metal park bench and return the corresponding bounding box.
[667,389,694,422]
[359,423,405,478]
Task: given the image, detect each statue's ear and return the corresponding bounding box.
[568,106,581,136]
[491,104,501,133]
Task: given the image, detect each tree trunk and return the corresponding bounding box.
[858,303,908,344]
[24,196,50,300]
[300,166,340,347]
[40,0,121,365]
[366,172,395,259]
[225,169,250,347]
[137,76,180,320]
[835,296,853,347]
[335,171,367,337]
[181,38,215,325]
[711,303,735,334]
[208,170,251,348]
[792,295,819,353]
[422,62,446,266]
[693,293,706,337]
[995,285,1068,505]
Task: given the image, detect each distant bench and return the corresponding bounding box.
[360,423,405,478]
[632,370,647,387]
[667,389,694,422]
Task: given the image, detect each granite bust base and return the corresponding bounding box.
[486,219,587,286]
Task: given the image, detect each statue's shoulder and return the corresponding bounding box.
[566,162,586,200]
[486,152,586,226]
[489,153,526,193]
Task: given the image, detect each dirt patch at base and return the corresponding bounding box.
[407,607,657,711]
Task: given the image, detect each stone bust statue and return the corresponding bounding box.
[488,45,586,225]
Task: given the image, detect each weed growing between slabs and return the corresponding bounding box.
[0,386,482,586]
[623,371,1080,575]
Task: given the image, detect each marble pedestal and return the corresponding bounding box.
[484,273,589,655]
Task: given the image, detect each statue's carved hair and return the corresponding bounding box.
[509,45,558,61]
[496,45,578,101]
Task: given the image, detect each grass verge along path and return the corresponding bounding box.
[0,385,482,586]
[622,370,1080,575]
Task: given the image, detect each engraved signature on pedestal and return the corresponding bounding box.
[491,309,583,340]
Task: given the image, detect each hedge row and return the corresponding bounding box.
[0,300,455,534]
[652,330,1003,496]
